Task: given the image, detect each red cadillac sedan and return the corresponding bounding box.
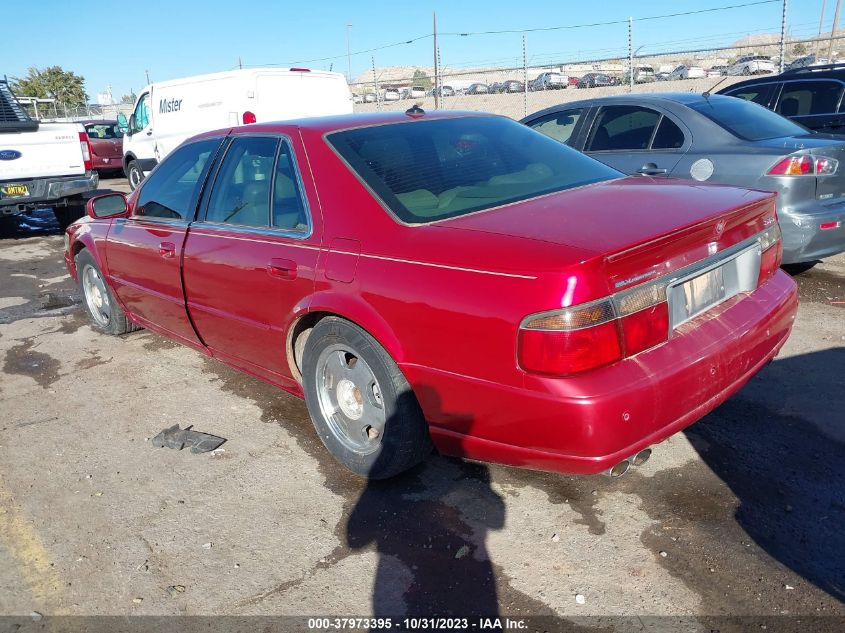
[64,109,798,479]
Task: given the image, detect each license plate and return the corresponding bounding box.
[1,184,29,198]
[681,266,726,320]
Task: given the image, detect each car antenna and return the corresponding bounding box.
[703,75,729,98]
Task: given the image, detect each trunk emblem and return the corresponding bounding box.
[714,219,726,237]
[0,150,22,161]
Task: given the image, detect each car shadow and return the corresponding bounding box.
[684,347,845,602]
[344,389,506,624]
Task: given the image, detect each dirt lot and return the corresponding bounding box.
[0,178,843,631]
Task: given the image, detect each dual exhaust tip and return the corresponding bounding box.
[607,448,652,478]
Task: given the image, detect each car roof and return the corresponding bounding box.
[522,92,734,120]
[190,110,499,142]
[718,63,845,92]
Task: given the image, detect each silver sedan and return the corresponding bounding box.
[522,93,845,268]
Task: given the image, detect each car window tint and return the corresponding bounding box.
[587,106,660,151]
[651,116,686,149]
[526,109,582,145]
[777,81,843,116]
[135,138,221,220]
[86,124,122,139]
[272,142,309,232]
[327,116,620,224]
[206,137,279,227]
[723,85,773,106]
[689,96,808,141]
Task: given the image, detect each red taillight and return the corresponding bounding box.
[518,322,622,376]
[820,221,840,230]
[620,303,669,356]
[79,131,92,171]
[242,111,256,124]
[757,224,782,287]
[767,154,839,176]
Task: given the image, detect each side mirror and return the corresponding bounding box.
[87,193,129,219]
[126,114,136,136]
[116,112,129,134]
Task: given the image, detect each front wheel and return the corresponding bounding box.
[126,160,144,191]
[76,249,139,335]
[301,317,432,479]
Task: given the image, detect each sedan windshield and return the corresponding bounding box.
[327,116,621,223]
[689,97,808,141]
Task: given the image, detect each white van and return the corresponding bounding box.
[119,67,352,188]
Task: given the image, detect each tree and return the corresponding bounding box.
[412,69,432,91]
[120,91,137,105]
[792,42,808,56]
[11,66,88,107]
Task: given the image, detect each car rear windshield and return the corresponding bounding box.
[326,116,621,223]
[688,97,808,141]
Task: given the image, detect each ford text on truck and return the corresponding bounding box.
[119,67,353,189]
[0,79,98,229]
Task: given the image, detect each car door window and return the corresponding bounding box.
[723,84,775,106]
[135,138,221,220]
[526,109,583,145]
[777,80,844,116]
[272,141,309,232]
[205,136,279,227]
[651,116,686,149]
[132,93,150,132]
[587,106,660,151]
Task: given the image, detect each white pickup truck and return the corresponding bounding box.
[0,79,98,229]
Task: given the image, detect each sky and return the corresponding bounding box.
[6,0,835,101]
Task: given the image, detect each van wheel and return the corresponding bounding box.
[53,204,85,231]
[127,161,144,190]
[301,317,432,479]
[76,249,139,335]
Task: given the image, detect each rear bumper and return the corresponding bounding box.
[780,202,845,263]
[0,172,98,213]
[403,270,798,475]
[91,155,122,170]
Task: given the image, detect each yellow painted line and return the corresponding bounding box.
[0,481,63,610]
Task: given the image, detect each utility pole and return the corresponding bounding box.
[829,0,842,61]
[238,57,243,70]
[779,0,788,73]
[522,34,528,118]
[372,56,380,111]
[145,69,150,85]
[346,24,352,82]
[818,0,827,55]
[433,11,439,109]
[628,17,634,93]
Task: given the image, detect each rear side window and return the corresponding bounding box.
[587,106,660,151]
[135,138,221,220]
[651,117,686,149]
[525,109,582,145]
[777,80,844,116]
[688,97,808,141]
[327,117,620,223]
[723,84,775,107]
[206,137,279,227]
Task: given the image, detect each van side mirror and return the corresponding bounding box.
[126,114,136,136]
[86,193,129,219]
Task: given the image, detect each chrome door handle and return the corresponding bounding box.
[637,163,668,176]
[158,242,176,258]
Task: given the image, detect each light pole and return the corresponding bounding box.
[630,45,645,92]
[346,23,353,83]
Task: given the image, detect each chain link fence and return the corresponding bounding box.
[350,33,845,120]
[19,100,133,123]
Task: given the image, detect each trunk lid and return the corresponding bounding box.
[754,134,845,203]
[437,176,776,291]
[0,123,86,180]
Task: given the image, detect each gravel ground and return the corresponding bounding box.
[0,178,842,631]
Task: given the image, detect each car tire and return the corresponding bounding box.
[127,160,144,191]
[301,317,432,479]
[742,66,751,75]
[53,203,85,231]
[782,261,818,275]
[76,249,139,336]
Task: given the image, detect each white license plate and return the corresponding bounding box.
[681,266,726,320]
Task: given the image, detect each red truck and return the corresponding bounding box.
[64,109,798,479]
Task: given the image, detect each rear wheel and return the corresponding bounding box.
[127,160,144,191]
[301,317,432,479]
[53,204,85,231]
[76,249,138,335]
[782,261,818,275]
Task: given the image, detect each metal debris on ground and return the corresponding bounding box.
[150,424,226,454]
